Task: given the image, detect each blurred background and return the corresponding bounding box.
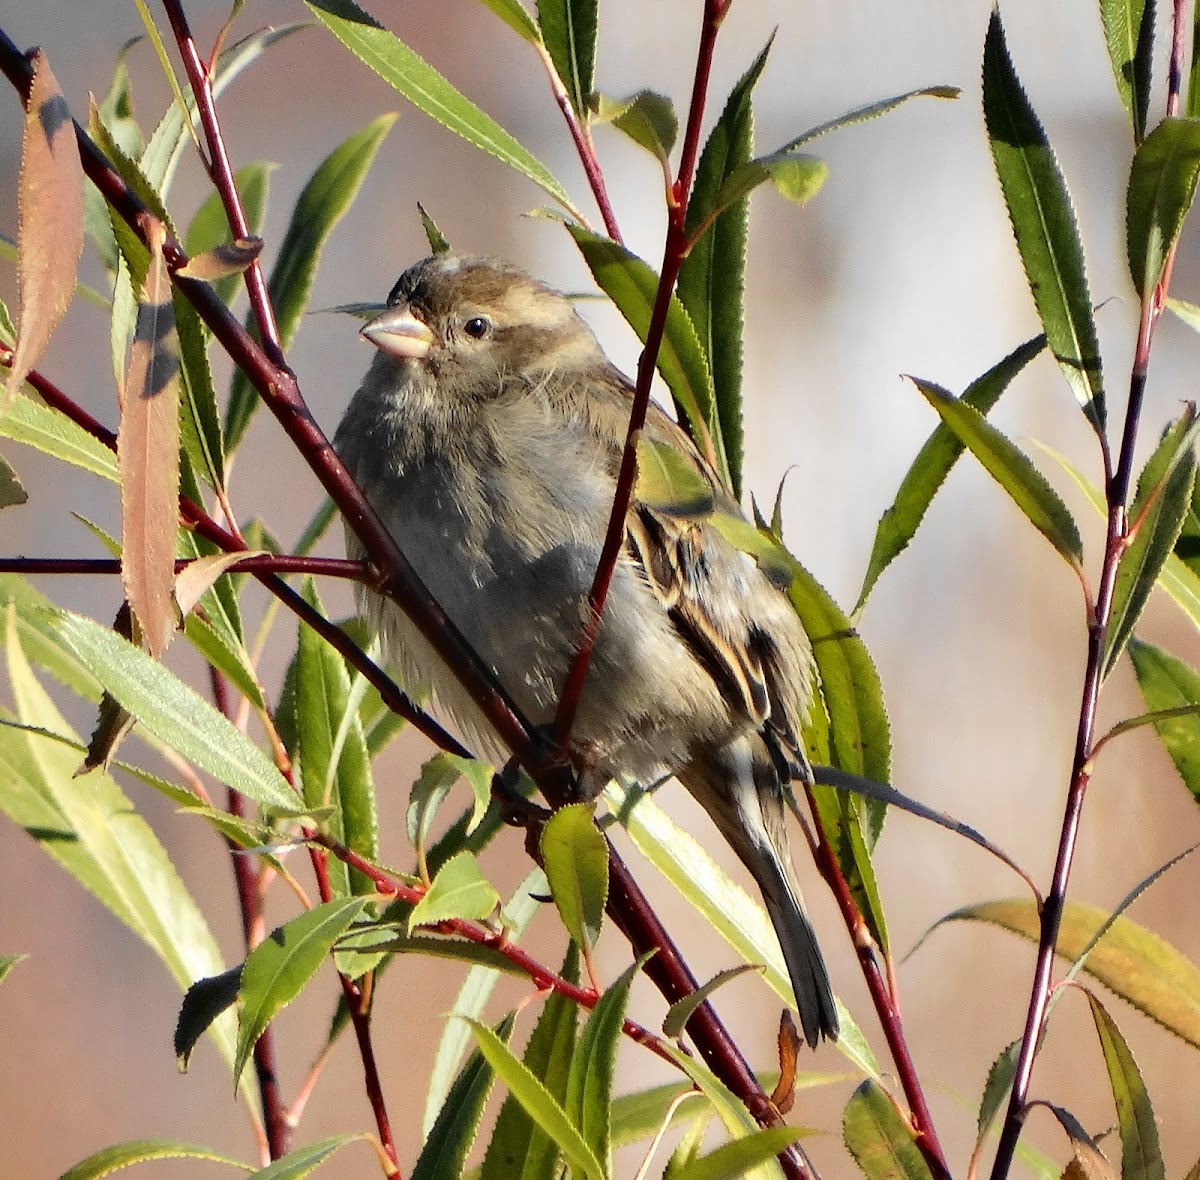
[3,0,1200,1176]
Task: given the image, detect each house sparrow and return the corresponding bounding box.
[334,254,838,1046]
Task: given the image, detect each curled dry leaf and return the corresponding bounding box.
[6,50,85,405]
[176,236,264,282]
[771,1008,801,1115]
[119,224,181,657]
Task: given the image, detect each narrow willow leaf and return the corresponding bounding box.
[427,870,548,1139]
[788,564,891,950]
[185,161,275,305]
[1129,639,1200,800]
[679,40,770,500]
[565,957,645,1177]
[2,614,239,1077]
[43,607,296,811]
[592,90,677,163]
[479,0,542,44]
[417,201,452,254]
[635,437,715,517]
[914,378,1084,568]
[1126,116,1200,297]
[236,897,368,1082]
[983,9,1105,432]
[540,801,608,952]
[670,1128,807,1180]
[7,51,85,404]
[413,1014,516,1180]
[843,1079,934,1180]
[293,578,378,896]
[976,1039,1021,1146]
[226,113,397,451]
[538,0,597,121]
[602,781,881,1081]
[120,226,181,656]
[1086,993,1165,1180]
[941,898,1200,1048]
[0,454,26,506]
[1046,1105,1120,1180]
[662,965,761,1039]
[407,751,468,882]
[58,1140,249,1180]
[408,851,500,930]
[562,222,725,482]
[246,1135,369,1179]
[0,954,27,985]
[855,335,1045,615]
[777,85,960,151]
[0,390,118,481]
[480,944,579,1179]
[305,0,571,208]
[611,1082,700,1149]
[1104,411,1198,677]
[1100,0,1156,141]
[465,1018,605,1180]
[710,154,827,218]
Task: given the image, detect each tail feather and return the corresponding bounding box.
[681,741,838,1048]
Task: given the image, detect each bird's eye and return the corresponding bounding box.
[462,316,491,340]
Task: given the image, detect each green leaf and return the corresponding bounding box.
[293,579,378,897]
[236,897,368,1082]
[176,966,242,1069]
[776,86,960,151]
[414,1014,516,1180]
[662,965,761,1040]
[678,40,770,501]
[670,1128,806,1180]
[913,378,1083,569]
[226,113,397,451]
[407,751,471,882]
[478,0,541,44]
[854,334,1045,615]
[843,1079,934,1180]
[57,1140,249,1180]
[42,606,296,812]
[983,8,1105,432]
[0,451,25,507]
[1104,411,1199,676]
[611,1082,701,1149]
[465,1017,605,1180]
[711,154,827,217]
[1086,993,1165,1180]
[944,898,1200,1049]
[562,222,725,484]
[540,801,608,952]
[538,0,597,121]
[250,1135,370,1179]
[417,201,452,254]
[565,957,644,1176]
[0,390,118,482]
[1126,116,1200,297]
[305,0,571,208]
[185,161,275,306]
[1129,639,1200,801]
[975,1039,1021,1147]
[592,90,677,163]
[1100,0,1156,141]
[0,953,26,985]
[635,437,715,517]
[480,944,579,1179]
[428,870,549,1139]
[408,851,500,930]
[0,612,239,1079]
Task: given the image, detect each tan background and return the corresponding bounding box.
[3,0,1200,1176]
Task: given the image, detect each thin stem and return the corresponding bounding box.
[160,0,284,364]
[0,555,371,579]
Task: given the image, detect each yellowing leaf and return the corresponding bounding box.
[119,225,181,656]
[6,50,84,404]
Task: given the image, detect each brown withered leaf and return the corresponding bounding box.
[6,51,84,405]
[174,549,265,617]
[1049,1105,1119,1180]
[771,1009,801,1115]
[119,224,181,656]
[176,236,264,282]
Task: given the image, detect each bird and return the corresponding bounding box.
[333,253,838,1046]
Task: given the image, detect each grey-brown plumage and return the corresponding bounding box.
[334,254,838,1046]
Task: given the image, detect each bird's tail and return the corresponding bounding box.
[682,745,838,1048]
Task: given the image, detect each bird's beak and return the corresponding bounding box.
[360,305,436,360]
